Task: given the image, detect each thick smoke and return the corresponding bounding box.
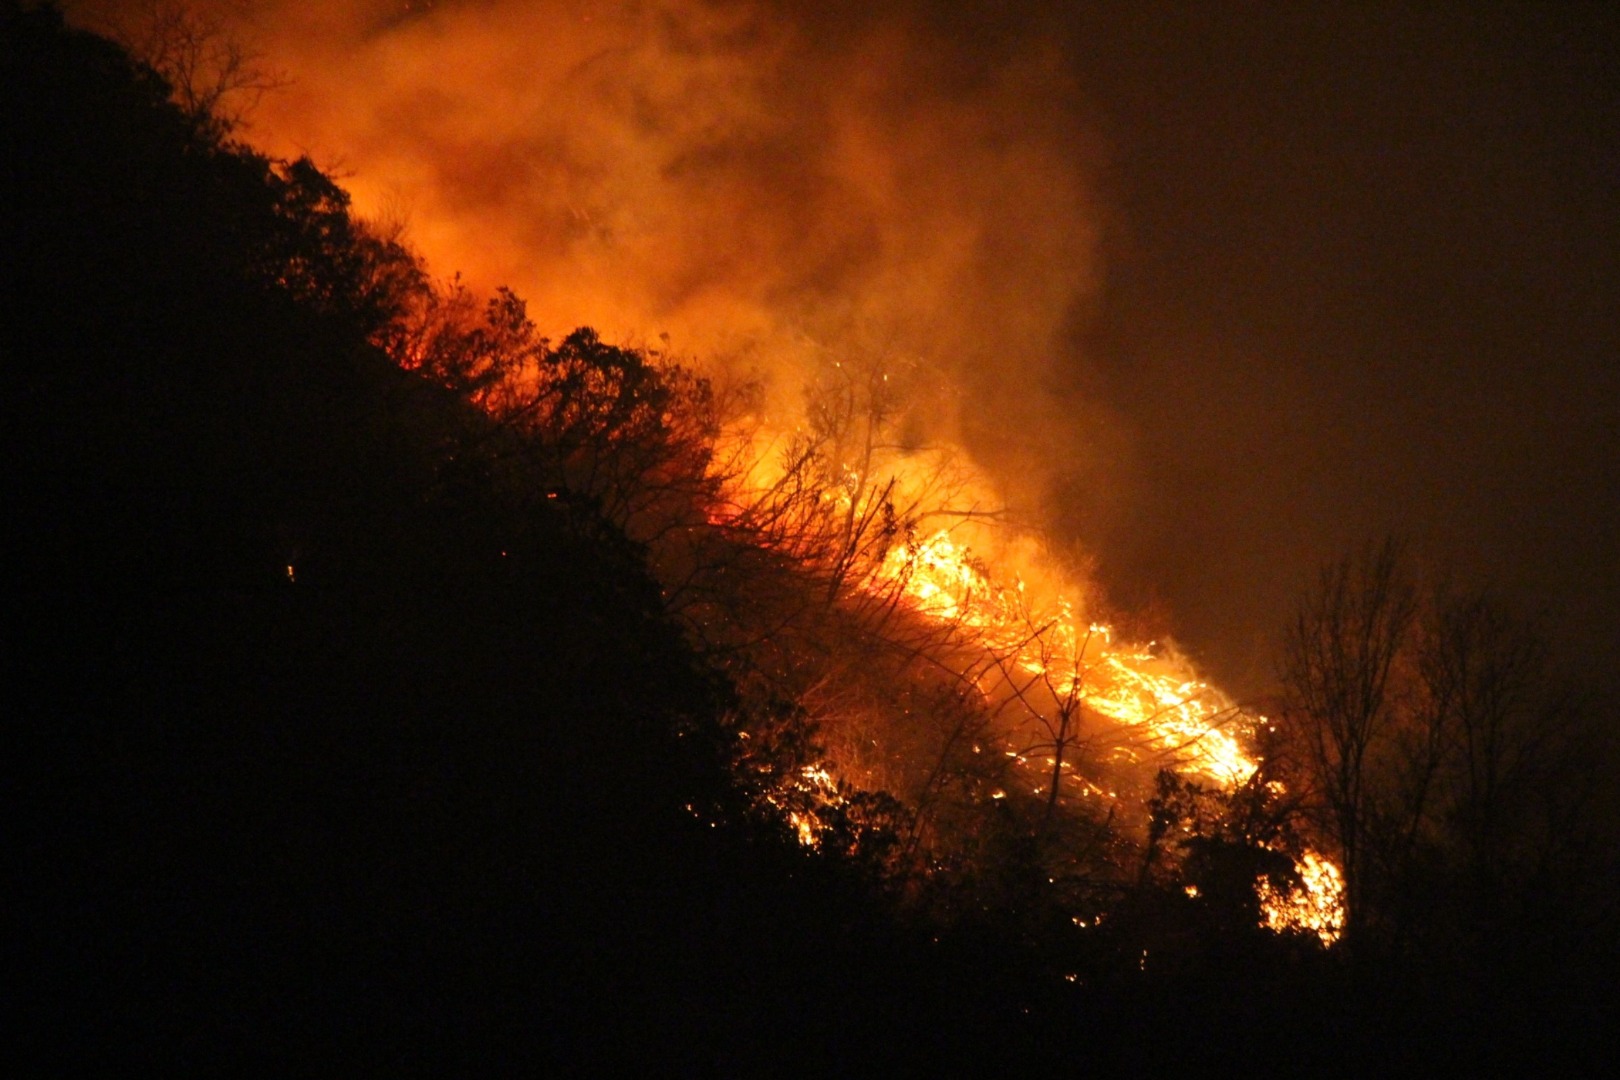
[72,0,1135,541]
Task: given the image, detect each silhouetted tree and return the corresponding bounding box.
[109,0,286,136]
[1277,540,1612,964]
[1277,539,1417,946]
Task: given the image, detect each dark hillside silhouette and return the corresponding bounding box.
[2,6,1030,1069]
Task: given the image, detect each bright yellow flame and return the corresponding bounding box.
[880,529,1256,785]
[721,452,1346,935]
[1256,851,1346,945]
[876,528,1344,937]
[764,763,845,850]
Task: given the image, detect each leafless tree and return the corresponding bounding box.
[1278,540,1611,954]
[987,606,1096,844]
[113,2,287,134]
[1279,538,1417,943]
[1415,590,1606,939]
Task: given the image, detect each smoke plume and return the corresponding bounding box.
[73,0,1136,537]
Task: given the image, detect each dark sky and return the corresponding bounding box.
[1042,3,1620,694]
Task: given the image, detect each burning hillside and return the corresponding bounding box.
[18,8,1620,1068]
[61,0,1346,941]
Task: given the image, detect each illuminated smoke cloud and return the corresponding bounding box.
[72,0,1124,530]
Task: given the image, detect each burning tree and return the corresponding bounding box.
[22,9,1618,1065]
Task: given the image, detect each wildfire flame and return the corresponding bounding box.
[873,528,1342,940]
[93,0,1343,946]
[726,462,1344,939]
[1258,852,1346,946]
[881,530,1256,786]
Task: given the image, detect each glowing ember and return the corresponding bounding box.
[763,763,845,850]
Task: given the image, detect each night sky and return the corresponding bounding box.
[1055,3,1620,696]
[69,0,1620,699]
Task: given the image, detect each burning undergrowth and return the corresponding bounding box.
[690,354,1342,940]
